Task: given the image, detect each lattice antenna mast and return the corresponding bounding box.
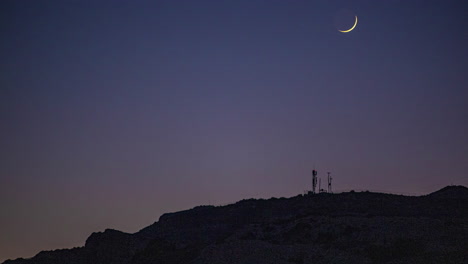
[312,169,318,194]
[327,172,332,193]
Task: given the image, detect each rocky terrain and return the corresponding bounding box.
[4,186,468,264]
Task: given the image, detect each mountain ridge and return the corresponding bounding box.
[4,186,468,264]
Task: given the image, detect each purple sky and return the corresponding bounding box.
[1,0,467,262]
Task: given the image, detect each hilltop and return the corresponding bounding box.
[4,186,468,264]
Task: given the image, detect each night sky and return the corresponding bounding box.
[1,0,467,261]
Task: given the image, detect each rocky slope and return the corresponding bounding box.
[4,186,468,264]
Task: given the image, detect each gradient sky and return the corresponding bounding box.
[1,0,467,262]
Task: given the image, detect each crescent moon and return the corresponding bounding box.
[339,16,358,33]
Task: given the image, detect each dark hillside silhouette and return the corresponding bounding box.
[4,186,468,264]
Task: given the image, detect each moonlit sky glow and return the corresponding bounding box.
[0,0,467,262]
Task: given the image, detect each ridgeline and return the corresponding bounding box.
[4,186,468,264]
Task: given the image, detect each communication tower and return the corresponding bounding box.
[327,172,332,193]
[312,169,318,194]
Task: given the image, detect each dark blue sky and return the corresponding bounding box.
[1,0,467,261]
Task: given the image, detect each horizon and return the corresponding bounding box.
[2,184,467,262]
[1,0,467,262]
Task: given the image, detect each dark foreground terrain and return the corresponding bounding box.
[4,186,468,264]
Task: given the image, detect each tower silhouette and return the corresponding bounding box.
[312,169,318,194]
